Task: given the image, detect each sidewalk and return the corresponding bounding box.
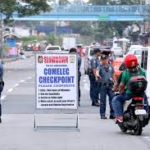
[2,51,34,64]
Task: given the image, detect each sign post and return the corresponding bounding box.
[34,53,79,131]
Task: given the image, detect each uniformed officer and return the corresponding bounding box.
[90,48,101,106]
[97,54,116,119]
[69,48,82,106]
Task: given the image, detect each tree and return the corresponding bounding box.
[0,0,51,19]
[88,0,141,41]
[58,0,70,5]
[70,21,93,36]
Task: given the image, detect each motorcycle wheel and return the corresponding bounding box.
[134,119,143,135]
[118,123,127,133]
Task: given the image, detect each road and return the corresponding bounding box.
[0,54,150,150]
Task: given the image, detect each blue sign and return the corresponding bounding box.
[6,39,16,47]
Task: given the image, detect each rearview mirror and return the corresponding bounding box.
[119,62,126,71]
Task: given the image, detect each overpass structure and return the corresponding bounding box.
[12,5,150,21]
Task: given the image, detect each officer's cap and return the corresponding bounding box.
[94,48,101,54]
[101,54,108,60]
[69,48,77,53]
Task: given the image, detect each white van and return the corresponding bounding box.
[141,47,150,114]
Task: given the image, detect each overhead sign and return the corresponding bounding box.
[36,53,78,109]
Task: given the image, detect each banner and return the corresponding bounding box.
[36,53,78,109]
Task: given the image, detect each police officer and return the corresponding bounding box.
[90,48,101,106]
[69,48,82,106]
[0,61,4,123]
[97,54,116,119]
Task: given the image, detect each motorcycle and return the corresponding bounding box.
[118,76,149,135]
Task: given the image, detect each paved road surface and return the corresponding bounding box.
[0,54,150,150]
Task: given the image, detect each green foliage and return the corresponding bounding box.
[0,0,51,18]
[88,0,139,41]
[45,33,57,45]
[21,33,58,46]
[58,0,70,5]
[70,21,93,36]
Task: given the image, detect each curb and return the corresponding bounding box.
[3,54,34,64]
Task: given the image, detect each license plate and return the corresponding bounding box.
[135,109,147,115]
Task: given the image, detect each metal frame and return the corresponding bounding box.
[34,53,80,131]
[11,5,149,21]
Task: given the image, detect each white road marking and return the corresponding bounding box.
[20,80,25,83]
[14,84,19,87]
[27,77,32,80]
[1,95,6,100]
[144,137,150,139]
[7,88,14,92]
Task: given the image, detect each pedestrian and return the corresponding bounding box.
[97,54,116,119]
[76,44,84,57]
[90,48,101,106]
[0,61,4,123]
[69,48,82,106]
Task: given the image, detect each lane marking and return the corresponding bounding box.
[7,88,13,93]
[27,77,32,80]
[14,84,19,87]
[1,95,6,100]
[20,80,25,83]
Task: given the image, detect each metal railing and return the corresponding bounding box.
[51,5,149,14]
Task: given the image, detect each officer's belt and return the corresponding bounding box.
[99,82,113,86]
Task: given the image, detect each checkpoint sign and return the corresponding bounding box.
[36,53,78,109]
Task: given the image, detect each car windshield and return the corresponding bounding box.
[135,50,142,55]
[127,50,134,54]
[47,47,60,50]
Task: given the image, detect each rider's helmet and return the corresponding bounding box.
[124,54,138,68]
[124,54,138,73]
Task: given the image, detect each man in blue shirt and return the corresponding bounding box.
[69,48,82,106]
[90,48,101,106]
[97,54,116,119]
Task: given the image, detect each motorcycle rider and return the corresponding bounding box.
[90,48,101,106]
[112,54,149,123]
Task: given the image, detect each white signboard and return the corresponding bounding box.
[36,53,78,109]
